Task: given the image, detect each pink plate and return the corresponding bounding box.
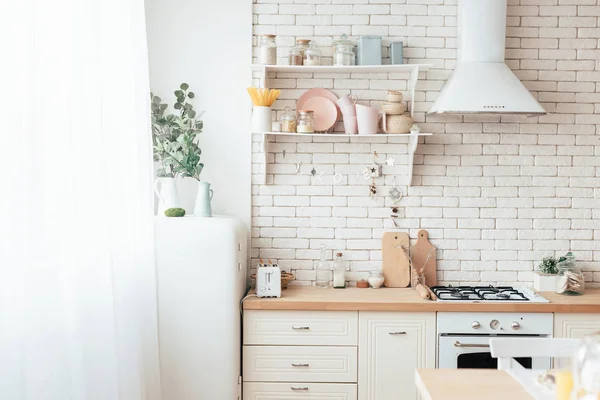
[297,88,340,120]
[303,96,338,132]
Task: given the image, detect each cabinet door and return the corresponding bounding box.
[358,312,436,400]
[554,313,600,339]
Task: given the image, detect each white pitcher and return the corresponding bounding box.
[194,181,214,217]
[154,177,181,216]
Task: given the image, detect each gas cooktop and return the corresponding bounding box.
[430,285,549,303]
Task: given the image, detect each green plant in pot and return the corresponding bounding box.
[534,254,567,292]
[151,83,206,216]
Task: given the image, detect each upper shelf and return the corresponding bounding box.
[251,64,432,74]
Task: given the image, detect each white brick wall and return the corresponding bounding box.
[251,0,600,287]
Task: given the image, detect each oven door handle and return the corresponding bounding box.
[453,340,490,348]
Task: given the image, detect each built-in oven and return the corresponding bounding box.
[437,312,554,370]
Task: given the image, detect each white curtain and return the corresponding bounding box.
[0,0,161,399]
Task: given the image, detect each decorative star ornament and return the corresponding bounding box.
[310,168,317,177]
[388,187,403,203]
[385,156,396,166]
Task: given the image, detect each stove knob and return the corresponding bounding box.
[490,319,500,330]
[511,321,520,330]
[471,321,481,329]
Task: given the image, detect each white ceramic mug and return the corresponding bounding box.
[356,104,386,135]
[343,116,358,135]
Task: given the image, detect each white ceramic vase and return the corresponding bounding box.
[194,181,214,217]
[154,177,182,216]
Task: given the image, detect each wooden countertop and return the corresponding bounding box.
[243,286,600,312]
[415,369,532,400]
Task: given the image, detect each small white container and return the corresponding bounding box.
[251,106,272,133]
[368,271,384,289]
[533,272,558,292]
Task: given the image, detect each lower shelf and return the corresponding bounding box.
[255,132,431,186]
[254,131,432,137]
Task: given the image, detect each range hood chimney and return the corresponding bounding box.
[428,0,546,115]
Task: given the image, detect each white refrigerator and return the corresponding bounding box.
[155,216,247,400]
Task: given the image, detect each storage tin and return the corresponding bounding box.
[356,36,382,66]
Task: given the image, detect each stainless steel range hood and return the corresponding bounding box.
[428,0,546,115]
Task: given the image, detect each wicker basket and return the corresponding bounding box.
[386,90,404,103]
[382,114,413,134]
[380,101,406,115]
[250,272,295,289]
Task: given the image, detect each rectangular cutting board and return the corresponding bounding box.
[382,231,410,288]
[411,229,437,287]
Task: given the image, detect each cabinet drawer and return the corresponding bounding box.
[243,345,357,383]
[554,313,600,339]
[244,310,358,346]
[244,382,357,400]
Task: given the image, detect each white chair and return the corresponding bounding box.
[490,337,581,370]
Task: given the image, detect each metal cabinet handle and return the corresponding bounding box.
[291,387,309,391]
[453,341,490,348]
[291,363,310,367]
[389,331,407,335]
[292,326,310,331]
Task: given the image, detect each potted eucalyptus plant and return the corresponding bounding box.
[534,254,567,291]
[151,83,205,216]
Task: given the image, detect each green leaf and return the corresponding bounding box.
[177,96,185,103]
[188,92,195,99]
[174,102,182,110]
[174,90,184,97]
[180,83,189,91]
[152,95,161,104]
[188,110,196,118]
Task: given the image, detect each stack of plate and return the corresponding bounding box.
[297,88,340,133]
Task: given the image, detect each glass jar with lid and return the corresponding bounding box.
[280,107,297,133]
[332,252,346,289]
[296,110,314,133]
[303,42,321,66]
[257,34,277,65]
[556,252,585,296]
[288,39,311,65]
[333,34,355,66]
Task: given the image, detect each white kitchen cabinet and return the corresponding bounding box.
[244,310,358,346]
[554,313,600,339]
[243,345,358,383]
[243,382,357,400]
[358,312,436,400]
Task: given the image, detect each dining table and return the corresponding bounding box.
[415,369,554,400]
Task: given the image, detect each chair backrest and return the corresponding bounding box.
[490,337,581,370]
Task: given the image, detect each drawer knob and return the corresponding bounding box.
[292,326,310,331]
[291,363,310,367]
[389,331,407,335]
[291,387,309,391]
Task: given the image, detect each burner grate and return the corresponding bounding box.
[430,285,530,301]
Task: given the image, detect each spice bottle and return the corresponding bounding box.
[303,42,321,66]
[280,107,297,133]
[296,110,314,133]
[333,252,346,289]
[257,34,277,65]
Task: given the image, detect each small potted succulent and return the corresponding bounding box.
[534,254,567,291]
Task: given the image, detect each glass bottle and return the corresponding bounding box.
[280,107,297,133]
[333,34,355,66]
[296,110,314,133]
[303,42,321,66]
[333,252,346,289]
[556,252,585,296]
[315,244,331,288]
[257,34,277,65]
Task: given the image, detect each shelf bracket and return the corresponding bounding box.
[409,66,419,117]
[407,135,418,186]
[261,134,268,184]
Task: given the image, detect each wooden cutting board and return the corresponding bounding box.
[382,232,410,288]
[411,230,437,287]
